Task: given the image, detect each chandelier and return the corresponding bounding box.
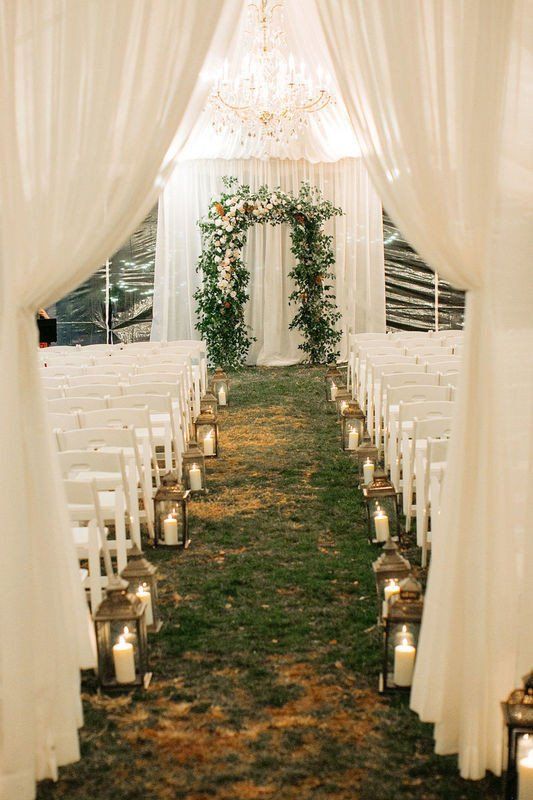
[207,0,334,147]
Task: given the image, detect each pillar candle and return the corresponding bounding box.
[330,383,338,401]
[382,580,400,618]
[374,508,390,542]
[189,463,202,491]
[203,432,214,456]
[163,514,178,545]
[348,428,359,450]
[519,747,533,800]
[112,635,136,684]
[218,386,227,406]
[136,584,154,626]
[363,459,375,485]
[394,639,416,687]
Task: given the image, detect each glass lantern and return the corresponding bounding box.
[502,671,533,800]
[200,391,218,416]
[194,410,219,458]
[335,388,352,420]
[153,471,190,548]
[380,576,424,693]
[355,437,379,485]
[93,576,151,691]
[363,471,401,543]
[121,547,162,633]
[341,403,366,451]
[182,441,207,494]
[325,364,342,402]
[372,537,411,623]
[211,368,229,407]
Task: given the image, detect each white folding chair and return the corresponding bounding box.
[365,355,417,434]
[43,385,65,400]
[380,371,439,454]
[48,396,107,413]
[41,365,87,377]
[417,437,449,566]
[48,411,80,431]
[390,398,453,491]
[123,381,190,442]
[407,418,453,531]
[64,384,124,399]
[440,372,460,388]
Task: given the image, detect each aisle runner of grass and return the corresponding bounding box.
[38,367,500,800]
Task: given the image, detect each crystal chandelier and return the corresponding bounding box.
[207,0,334,147]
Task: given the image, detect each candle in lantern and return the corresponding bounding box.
[189,463,202,491]
[374,506,390,542]
[519,741,533,800]
[112,634,136,684]
[203,431,214,456]
[393,638,416,687]
[163,513,178,545]
[330,383,338,401]
[382,579,400,618]
[340,400,348,414]
[348,427,359,450]
[122,625,136,644]
[136,583,154,627]
[218,386,227,406]
[363,458,375,485]
[394,624,414,646]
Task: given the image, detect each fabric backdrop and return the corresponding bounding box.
[152,157,385,362]
[318,0,533,780]
[0,2,237,798]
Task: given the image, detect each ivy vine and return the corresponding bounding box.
[195,177,342,369]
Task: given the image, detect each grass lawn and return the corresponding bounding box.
[37,366,501,800]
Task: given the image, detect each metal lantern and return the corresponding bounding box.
[355,436,379,485]
[211,367,229,407]
[121,547,162,633]
[380,576,424,693]
[194,410,219,458]
[182,441,207,494]
[93,576,151,691]
[372,537,411,623]
[341,402,366,451]
[502,671,533,800]
[335,388,352,420]
[200,391,218,416]
[325,364,342,402]
[153,471,190,548]
[363,470,401,543]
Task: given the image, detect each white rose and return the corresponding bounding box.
[230,291,237,299]
[253,209,260,216]
[214,256,221,263]
[215,219,222,227]
[267,203,273,209]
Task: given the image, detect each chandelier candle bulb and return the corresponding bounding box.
[393,639,416,687]
[163,514,178,546]
[113,635,136,685]
[348,427,359,451]
[374,507,390,542]
[519,748,533,800]
[363,458,375,485]
[189,463,202,492]
[136,585,153,628]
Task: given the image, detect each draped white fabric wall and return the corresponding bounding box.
[0,2,237,798]
[152,158,385,362]
[318,0,533,780]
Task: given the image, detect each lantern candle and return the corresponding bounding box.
[363,458,375,485]
[203,431,214,456]
[519,744,533,800]
[112,634,136,684]
[163,513,178,545]
[122,625,136,644]
[330,383,338,401]
[382,579,400,618]
[136,583,154,627]
[374,506,390,542]
[348,427,359,451]
[189,463,202,491]
[394,624,414,646]
[394,638,416,687]
[218,386,227,406]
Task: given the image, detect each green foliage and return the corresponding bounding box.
[195,177,342,368]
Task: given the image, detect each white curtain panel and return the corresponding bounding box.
[318,0,533,780]
[152,158,385,363]
[0,1,238,797]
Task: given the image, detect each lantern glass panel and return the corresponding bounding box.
[121,553,161,633]
[364,473,401,543]
[341,410,365,451]
[372,539,411,618]
[195,421,218,457]
[155,500,189,547]
[356,443,379,484]
[182,445,207,493]
[211,370,229,406]
[325,367,342,402]
[380,577,423,693]
[335,390,352,419]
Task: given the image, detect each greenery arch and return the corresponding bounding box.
[195,177,342,369]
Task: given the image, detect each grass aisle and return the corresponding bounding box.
[39,367,500,800]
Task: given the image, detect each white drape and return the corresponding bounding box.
[152,158,385,362]
[0,2,237,797]
[317,0,533,780]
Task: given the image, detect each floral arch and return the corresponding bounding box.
[195,177,342,369]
